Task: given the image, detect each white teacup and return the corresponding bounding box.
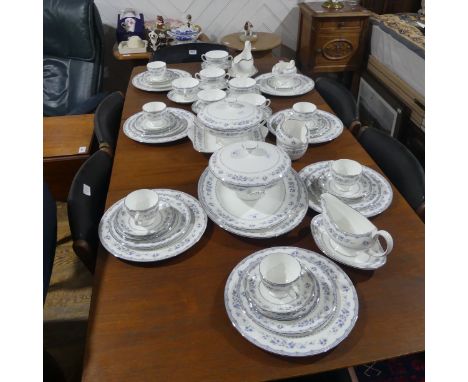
[321,193,393,257]
[228,77,257,93]
[147,61,167,81]
[292,102,317,121]
[127,35,144,48]
[172,77,199,99]
[124,189,160,228]
[201,50,232,63]
[195,67,229,82]
[259,252,302,298]
[276,119,308,161]
[237,93,271,108]
[142,102,167,129]
[329,159,362,192]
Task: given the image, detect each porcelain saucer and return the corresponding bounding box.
[299,161,393,217]
[311,215,387,270]
[99,189,207,262]
[167,89,199,104]
[202,61,232,71]
[318,173,368,200]
[133,112,177,134]
[256,73,315,97]
[225,246,358,356]
[132,69,191,92]
[268,110,344,144]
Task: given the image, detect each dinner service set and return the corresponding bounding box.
[268,107,344,145]
[224,246,358,356]
[198,141,308,238]
[201,50,233,70]
[191,89,226,114]
[195,67,230,90]
[132,62,191,92]
[187,99,267,153]
[167,77,200,103]
[123,101,195,144]
[311,193,393,270]
[99,189,207,262]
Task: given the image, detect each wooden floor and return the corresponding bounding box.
[44,202,93,382]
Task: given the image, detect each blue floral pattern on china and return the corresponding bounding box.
[132,69,191,92]
[299,161,393,218]
[123,108,195,144]
[98,189,207,262]
[256,73,315,97]
[224,246,358,356]
[268,109,344,144]
[198,169,308,238]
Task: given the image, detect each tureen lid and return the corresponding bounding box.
[208,141,291,187]
[197,100,264,132]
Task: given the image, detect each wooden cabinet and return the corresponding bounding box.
[296,2,371,88]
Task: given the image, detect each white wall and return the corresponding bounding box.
[95,0,320,51]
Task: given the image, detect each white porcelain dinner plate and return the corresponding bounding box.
[225,246,358,356]
[198,168,308,238]
[255,73,315,97]
[299,161,393,217]
[99,189,207,262]
[311,215,387,270]
[132,69,191,92]
[123,108,194,144]
[187,123,267,153]
[268,110,344,144]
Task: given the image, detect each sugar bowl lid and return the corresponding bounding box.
[209,141,291,187]
[197,100,264,132]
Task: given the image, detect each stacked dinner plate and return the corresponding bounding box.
[198,141,308,238]
[132,68,191,92]
[225,246,359,356]
[188,99,267,153]
[98,189,207,262]
[124,107,195,144]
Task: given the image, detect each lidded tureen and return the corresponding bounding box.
[196,99,264,137]
[208,140,291,200]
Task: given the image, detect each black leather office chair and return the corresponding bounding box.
[315,77,361,135]
[67,149,113,272]
[94,92,124,155]
[357,127,425,220]
[152,43,229,64]
[43,0,106,116]
[43,182,57,302]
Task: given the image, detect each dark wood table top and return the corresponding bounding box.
[82,58,424,382]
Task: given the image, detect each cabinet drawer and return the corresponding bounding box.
[318,18,362,31]
[314,33,361,66]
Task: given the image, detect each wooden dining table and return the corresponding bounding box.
[82,57,424,382]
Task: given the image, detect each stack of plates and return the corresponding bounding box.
[256,73,315,96]
[225,247,359,356]
[98,189,207,262]
[197,141,308,238]
[123,108,195,144]
[132,69,191,92]
[268,109,344,144]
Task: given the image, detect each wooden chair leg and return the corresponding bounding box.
[72,240,96,273]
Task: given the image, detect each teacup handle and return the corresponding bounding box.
[371,230,393,257]
[194,73,201,80]
[264,99,271,108]
[224,73,231,80]
[227,55,233,61]
[201,54,207,62]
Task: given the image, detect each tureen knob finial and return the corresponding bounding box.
[243,141,258,154]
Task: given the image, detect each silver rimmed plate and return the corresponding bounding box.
[123,108,194,144]
[132,69,191,92]
[299,161,393,217]
[198,168,308,238]
[188,123,267,153]
[167,89,199,104]
[311,214,387,270]
[225,246,358,356]
[98,189,207,262]
[268,110,344,144]
[256,73,315,97]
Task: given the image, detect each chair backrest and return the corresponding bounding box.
[43,182,57,302]
[152,43,229,64]
[43,0,104,116]
[358,127,425,215]
[94,92,125,154]
[67,149,113,272]
[315,77,359,131]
